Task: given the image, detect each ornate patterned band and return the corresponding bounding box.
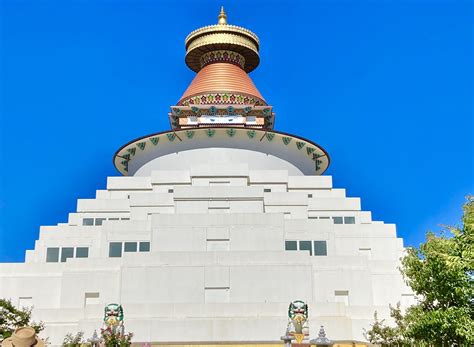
[200,50,246,69]
[179,92,266,106]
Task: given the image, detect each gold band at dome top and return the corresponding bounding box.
[186,32,259,58]
[185,24,260,49]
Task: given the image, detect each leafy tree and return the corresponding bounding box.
[364,303,411,346]
[0,298,44,340]
[366,196,474,346]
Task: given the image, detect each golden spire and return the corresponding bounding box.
[218,6,227,25]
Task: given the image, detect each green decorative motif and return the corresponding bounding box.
[127,147,136,156]
[122,153,130,160]
[282,137,292,145]
[263,108,271,115]
[247,130,256,139]
[205,129,216,137]
[296,141,306,150]
[150,137,159,145]
[137,142,146,150]
[121,160,128,166]
[243,106,252,114]
[104,303,124,329]
[306,147,315,155]
[265,133,275,141]
[209,106,217,115]
[166,133,176,142]
[287,300,309,341]
[191,106,199,113]
[227,106,235,114]
[226,129,236,137]
[186,130,195,139]
[123,167,128,172]
[171,107,181,115]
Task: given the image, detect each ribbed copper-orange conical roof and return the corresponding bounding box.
[177,8,266,107]
[178,62,265,106]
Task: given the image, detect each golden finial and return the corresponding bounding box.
[218,6,227,25]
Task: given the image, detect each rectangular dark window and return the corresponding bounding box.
[299,241,312,255]
[168,189,174,193]
[76,247,89,258]
[46,248,59,262]
[82,218,94,226]
[319,216,330,220]
[264,188,271,192]
[314,241,327,256]
[61,247,74,263]
[333,216,343,224]
[121,218,130,221]
[344,216,355,224]
[109,242,122,258]
[109,218,119,221]
[308,194,313,198]
[124,242,137,252]
[95,218,106,226]
[285,240,297,251]
[139,242,150,252]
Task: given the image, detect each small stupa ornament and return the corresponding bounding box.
[309,326,332,346]
[218,6,227,25]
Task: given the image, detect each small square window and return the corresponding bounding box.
[95,218,106,226]
[335,290,349,305]
[264,188,271,193]
[308,194,313,198]
[82,218,94,226]
[285,241,297,251]
[18,297,33,308]
[299,240,312,255]
[61,247,74,263]
[333,217,343,224]
[46,247,59,262]
[344,216,355,224]
[168,189,174,193]
[314,241,327,256]
[76,247,89,258]
[139,242,150,252]
[124,242,137,252]
[109,242,122,258]
[84,292,100,307]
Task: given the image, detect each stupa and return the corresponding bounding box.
[0,9,413,346]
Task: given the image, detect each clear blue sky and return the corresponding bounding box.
[0,0,472,262]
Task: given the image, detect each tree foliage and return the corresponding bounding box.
[0,298,44,340]
[365,196,474,346]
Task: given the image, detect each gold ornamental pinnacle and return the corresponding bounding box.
[218,6,227,25]
[184,7,261,73]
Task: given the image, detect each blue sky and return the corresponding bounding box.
[0,0,472,262]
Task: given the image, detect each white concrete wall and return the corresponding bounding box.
[0,164,411,346]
